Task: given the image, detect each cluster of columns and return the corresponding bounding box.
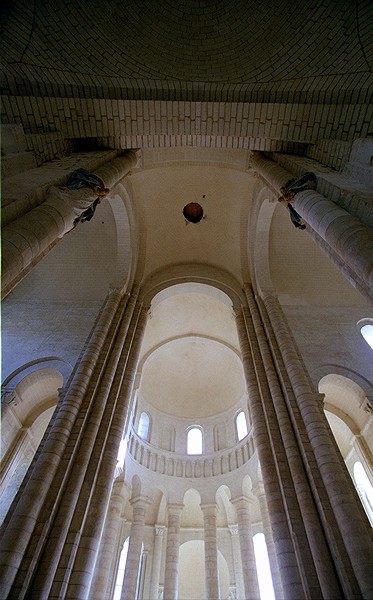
[1,282,372,599]
[1,149,373,600]
[235,285,373,599]
[110,492,270,600]
[0,282,149,599]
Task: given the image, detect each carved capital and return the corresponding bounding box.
[229,524,239,536]
[155,525,165,536]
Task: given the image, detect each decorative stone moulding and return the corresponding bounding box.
[127,428,254,479]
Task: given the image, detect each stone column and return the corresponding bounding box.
[120,496,152,600]
[90,476,130,599]
[200,503,220,600]
[261,290,373,599]
[0,289,123,600]
[163,504,183,600]
[231,495,260,600]
[234,307,305,600]
[228,525,245,600]
[250,151,373,303]
[253,483,283,600]
[27,290,139,600]
[245,287,339,597]
[66,298,149,600]
[2,150,138,299]
[149,526,165,600]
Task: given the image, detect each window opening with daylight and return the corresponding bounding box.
[353,461,373,526]
[253,533,275,600]
[236,410,248,441]
[137,412,150,441]
[113,537,129,600]
[360,322,373,350]
[187,427,203,455]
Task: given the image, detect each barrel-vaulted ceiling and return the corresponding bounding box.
[1,0,372,102]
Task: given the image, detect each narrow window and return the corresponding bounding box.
[113,538,129,600]
[236,410,248,441]
[353,461,373,526]
[117,438,127,468]
[253,533,275,600]
[187,427,203,455]
[137,412,150,441]
[361,323,373,350]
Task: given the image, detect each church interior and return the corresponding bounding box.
[1,1,373,599]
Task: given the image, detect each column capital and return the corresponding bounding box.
[155,524,166,536]
[166,503,184,517]
[252,481,265,497]
[130,495,153,511]
[228,524,239,536]
[200,502,219,516]
[231,494,256,507]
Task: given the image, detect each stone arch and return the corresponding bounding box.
[178,540,230,600]
[319,373,373,430]
[314,364,373,406]
[181,488,203,527]
[248,184,276,295]
[139,334,242,371]
[131,474,142,498]
[139,263,246,310]
[1,367,62,455]
[109,180,137,292]
[0,367,62,524]
[216,485,235,524]
[2,356,71,389]
[242,474,253,496]
[319,373,373,492]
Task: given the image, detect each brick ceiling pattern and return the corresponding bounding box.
[1,0,372,102]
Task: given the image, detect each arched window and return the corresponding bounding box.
[187,427,203,455]
[235,410,248,441]
[137,412,150,441]
[358,319,373,350]
[253,533,275,600]
[353,461,373,526]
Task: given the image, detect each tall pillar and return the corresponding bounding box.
[200,503,220,600]
[163,503,183,600]
[0,289,123,599]
[228,525,245,600]
[253,482,283,600]
[231,495,260,600]
[120,496,152,600]
[66,298,149,600]
[149,525,165,600]
[90,476,130,599]
[261,289,373,598]
[245,286,343,598]
[250,151,373,302]
[2,149,138,299]
[235,307,307,600]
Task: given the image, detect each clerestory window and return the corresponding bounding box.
[187,427,203,455]
[235,410,248,441]
[358,319,373,350]
[137,411,150,441]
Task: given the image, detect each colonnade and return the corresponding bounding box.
[97,487,274,600]
[1,149,373,599]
